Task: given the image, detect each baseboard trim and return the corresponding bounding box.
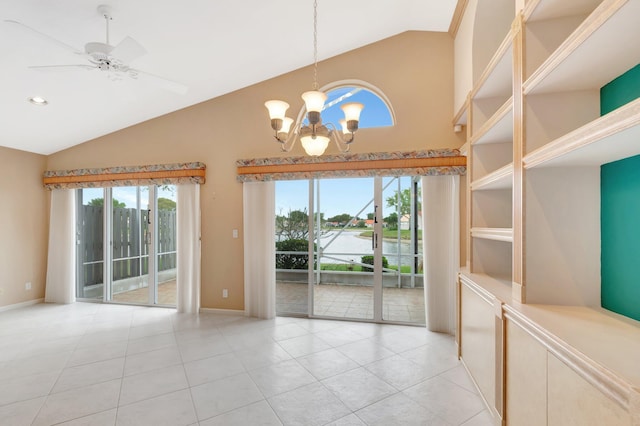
[199,308,244,316]
[0,298,44,313]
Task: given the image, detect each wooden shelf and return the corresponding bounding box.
[459,268,512,304]
[453,98,469,126]
[523,0,601,22]
[523,97,640,168]
[471,163,513,190]
[471,227,513,243]
[524,0,640,95]
[471,97,513,145]
[459,142,469,156]
[471,30,514,100]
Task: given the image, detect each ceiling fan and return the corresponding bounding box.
[5,5,188,94]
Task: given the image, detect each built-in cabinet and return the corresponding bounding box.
[456,0,640,424]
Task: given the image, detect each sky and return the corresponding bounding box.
[276,179,376,219]
[276,176,417,219]
[312,86,393,129]
[81,186,176,208]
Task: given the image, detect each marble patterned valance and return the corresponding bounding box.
[43,162,206,190]
[236,149,466,182]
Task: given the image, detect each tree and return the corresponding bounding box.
[89,198,125,208]
[385,188,421,215]
[276,209,309,240]
[327,213,352,224]
[384,212,398,230]
[366,212,374,220]
[158,197,176,210]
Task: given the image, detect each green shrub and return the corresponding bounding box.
[276,239,314,270]
[361,255,388,271]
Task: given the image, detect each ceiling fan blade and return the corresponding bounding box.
[132,69,188,94]
[110,36,147,65]
[29,64,96,71]
[4,19,84,55]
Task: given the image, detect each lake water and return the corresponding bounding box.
[316,230,421,267]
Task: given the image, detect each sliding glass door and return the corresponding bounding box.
[76,185,177,306]
[76,188,105,300]
[109,186,152,304]
[380,176,424,324]
[311,177,377,320]
[275,176,425,324]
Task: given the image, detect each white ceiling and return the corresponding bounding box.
[1,0,457,155]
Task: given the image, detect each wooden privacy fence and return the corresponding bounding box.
[78,205,177,287]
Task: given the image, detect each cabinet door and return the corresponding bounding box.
[547,354,629,426]
[460,283,498,413]
[505,320,547,426]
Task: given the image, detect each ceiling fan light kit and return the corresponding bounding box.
[28,96,48,106]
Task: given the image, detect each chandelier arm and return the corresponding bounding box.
[275,122,302,152]
[325,122,354,152]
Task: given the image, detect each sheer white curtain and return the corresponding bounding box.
[176,184,201,313]
[421,175,460,333]
[45,189,76,304]
[243,181,276,319]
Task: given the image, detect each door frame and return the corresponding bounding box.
[306,176,388,323]
[75,185,175,306]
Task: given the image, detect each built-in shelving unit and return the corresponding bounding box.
[456,0,640,424]
[524,97,640,168]
[472,32,514,101]
[467,27,515,298]
[471,163,513,190]
[470,227,513,243]
[523,0,640,95]
[471,98,513,145]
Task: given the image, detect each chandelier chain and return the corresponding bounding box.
[264,0,363,156]
[313,0,319,90]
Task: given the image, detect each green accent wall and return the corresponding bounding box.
[600,64,640,321]
[600,63,640,115]
[601,155,640,322]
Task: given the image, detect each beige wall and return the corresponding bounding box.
[0,147,48,308]
[46,31,464,310]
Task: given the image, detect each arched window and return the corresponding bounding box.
[299,80,396,130]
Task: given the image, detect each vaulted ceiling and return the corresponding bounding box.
[1,0,457,155]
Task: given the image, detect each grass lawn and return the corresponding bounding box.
[320,263,413,273]
[358,229,422,240]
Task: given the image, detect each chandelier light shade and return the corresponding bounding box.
[264,100,289,122]
[301,91,327,114]
[301,134,330,156]
[264,0,364,156]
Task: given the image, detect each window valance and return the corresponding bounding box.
[43,162,206,190]
[236,149,466,182]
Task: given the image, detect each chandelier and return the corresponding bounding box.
[264,0,364,156]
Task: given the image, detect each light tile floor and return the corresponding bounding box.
[0,303,493,426]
